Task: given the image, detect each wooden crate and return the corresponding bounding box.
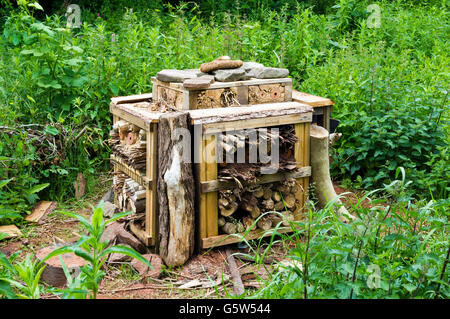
[151,77,293,110]
[110,94,158,247]
[292,89,334,131]
[189,102,313,249]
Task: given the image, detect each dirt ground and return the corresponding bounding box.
[0,173,366,299]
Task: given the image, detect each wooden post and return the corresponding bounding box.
[294,122,310,220]
[145,123,158,246]
[157,113,195,266]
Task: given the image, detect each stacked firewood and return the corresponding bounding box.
[217,125,299,184]
[218,179,300,235]
[113,172,146,221]
[109,120,147,170]
[216,124,302,235]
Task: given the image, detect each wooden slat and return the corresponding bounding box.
[110,154,150,188]
[204,134,218,238]
[152,76,292,91]
[292,89,334,107]
[201,166,311,193]
[145,123,158,245]
[189,101,312,126]
[110,103,153,129]
[202,113,311,134]
[111,93,152,105]
[201,227,295,249]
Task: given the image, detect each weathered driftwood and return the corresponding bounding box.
[310,125,354,222]
[157,112,195,267]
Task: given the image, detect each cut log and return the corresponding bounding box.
[157,112,195,267]
[283,193,296,209]
[36,244,87,287]
[272,191,282,202]
[310,125,354,223]
[262,198,274,210]
[222,222,237,234]
[257,215,272,230]
[242,216,256,231]
[218,217,226,227]
[252,187,264,198]
[220,201,238,217]
[273,201,285,211]
[263,187,273,200]
[249,205,261,219]
[129,199,145,214]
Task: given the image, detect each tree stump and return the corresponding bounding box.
[36,244,87,287]
[157,112,195,267]
[310,125,354,222]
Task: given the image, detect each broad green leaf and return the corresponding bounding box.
[99,245,152,269]
[37,245,73,267]
[25,183,49,195]
[57,211,92,232]
[0,251,14,272]
[44,126,59,136]
[0,280,16,299]
[0,178,13,188]
[105,211,133,225]
[28,2,44,10]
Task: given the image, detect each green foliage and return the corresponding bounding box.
[0,251,45,299]
[40,201,152,299]
[247,173,449,299]
[0,203,152,299]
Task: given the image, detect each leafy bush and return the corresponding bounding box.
[246,172,449,299]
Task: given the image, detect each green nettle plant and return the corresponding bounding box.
[245,171,449,299]
[40,201,152,299]
[0,202,152,299]
[0,250,45,299]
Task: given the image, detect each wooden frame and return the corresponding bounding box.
[111,96,157,247]
[292,89,334,131]
[191,102,313,249]
[152,77,293,110]
[109,92,320,250]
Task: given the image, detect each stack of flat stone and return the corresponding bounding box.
[155,58,289,89]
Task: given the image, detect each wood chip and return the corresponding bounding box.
[0,225,22,239]
[25,201,57,223]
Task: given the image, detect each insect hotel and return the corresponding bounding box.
[108,57,345,266]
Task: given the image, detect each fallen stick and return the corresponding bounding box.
[226,248,245,296]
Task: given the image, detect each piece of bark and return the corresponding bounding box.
[36,244,87,287]
[25,201,57,224]
[73,172,86,200]
[310,125,355,222]
[157,112,195,267]
[226,248,245,296]
[220,201,238,217]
